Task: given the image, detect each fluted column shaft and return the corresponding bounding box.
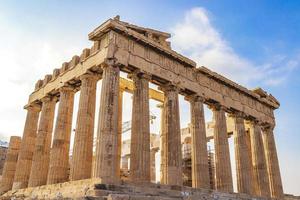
[0,136,21,193]
[116,89,124,179]
[249,121,270,197]
[28,96,56,187]
[130,72,151,182]
[70,74,98,181]
[94,62,120,184]
[158,104,167,184]
[212,105,233,192]
[47,86,75,184]
[13,104,41,190]
[150,148,158,183]
[232,113,254,195]
[262,125,283,199]
[189,96,210,189]
[162,85,182,186]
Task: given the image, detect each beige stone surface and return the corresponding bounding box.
[249,121,270,197]
[13,104,41,190]
[0,136,21,194]
[262,125,284,199]
[162,85,182,186]
[117,89,124,180]
[129,71,151,183]
[212,105,233,192]
[188,96,210,189]
[70,73,98,181]
[4,17,285,199]
[94,61,120,184]
[28,96,56,187]
[47,86,75,184]
[231,113,254,195]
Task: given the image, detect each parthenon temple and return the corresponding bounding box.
[0,16,286,200]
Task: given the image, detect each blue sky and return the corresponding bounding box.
[0,0,299,195]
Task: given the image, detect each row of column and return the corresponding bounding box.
[0,62,283,199]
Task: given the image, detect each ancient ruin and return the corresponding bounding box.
[0,16,290,199]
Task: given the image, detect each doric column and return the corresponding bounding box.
[129,71,151,183]
[116,89,124,179]
[0,136,21,193]
[94,61,120,184]
[47,86,75,184]
[158,103,167,184]
[187,95,210,189]
[262,124,284,199]
[150,147,159,183]
[28,96,56,187]
[231,112,254,195]
[121,155,130,171]
[13,103,41,190]
[70,73,98,181]
[249,120,270,197]
[162,84,182,186]
[211,104,233,192]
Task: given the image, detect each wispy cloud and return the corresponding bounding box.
[170,7,300,87]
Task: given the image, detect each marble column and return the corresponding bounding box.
[13,103,41,190]
[150,147,159,183]
[116,89,124,179]
[28,96,56,187]
[70,73,98,181]
[130,71,151,182]
[249,120,270,197]
[0,136,21,193]
[94,62,120,184]
[262,124,284,199]
[47,86,75,184]
[162,85,182,186]
[231,112,254,195]
[211,105,233,192]
[188,95,210,189]
[121,155,130,171]
[158,103,167,184]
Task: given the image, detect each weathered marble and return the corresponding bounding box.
[94,61,120,184]
[262,125,284,199]
[231,112,254,195]
[28,96,56,187]
[70,73,98,181]
[249,121,270,197]
[13,104,41,190]
[129,71,151,183]
[0,136,21,193]
[188,96,210,189]
[211,105,233,192]
[161,85,182,186]
[47,86,75,184]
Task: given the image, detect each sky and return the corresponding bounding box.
[0,0,299,195]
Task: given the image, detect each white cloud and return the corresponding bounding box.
[0,13,90,140]
[170,7,299,87]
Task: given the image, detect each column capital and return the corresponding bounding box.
[103,58,119,68]
[246,118,263,126]
[80,72,101,82]
[24,103,41,112]
[59,85,76,93]
[128,69,152,81]
[209,103,226,111]
[158,83,180,93]
[41,95,57,103]
[184,94,205,103]
[228,110,246,119]
[261,123,275,132]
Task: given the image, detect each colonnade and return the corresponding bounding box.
[0,62,283,199]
